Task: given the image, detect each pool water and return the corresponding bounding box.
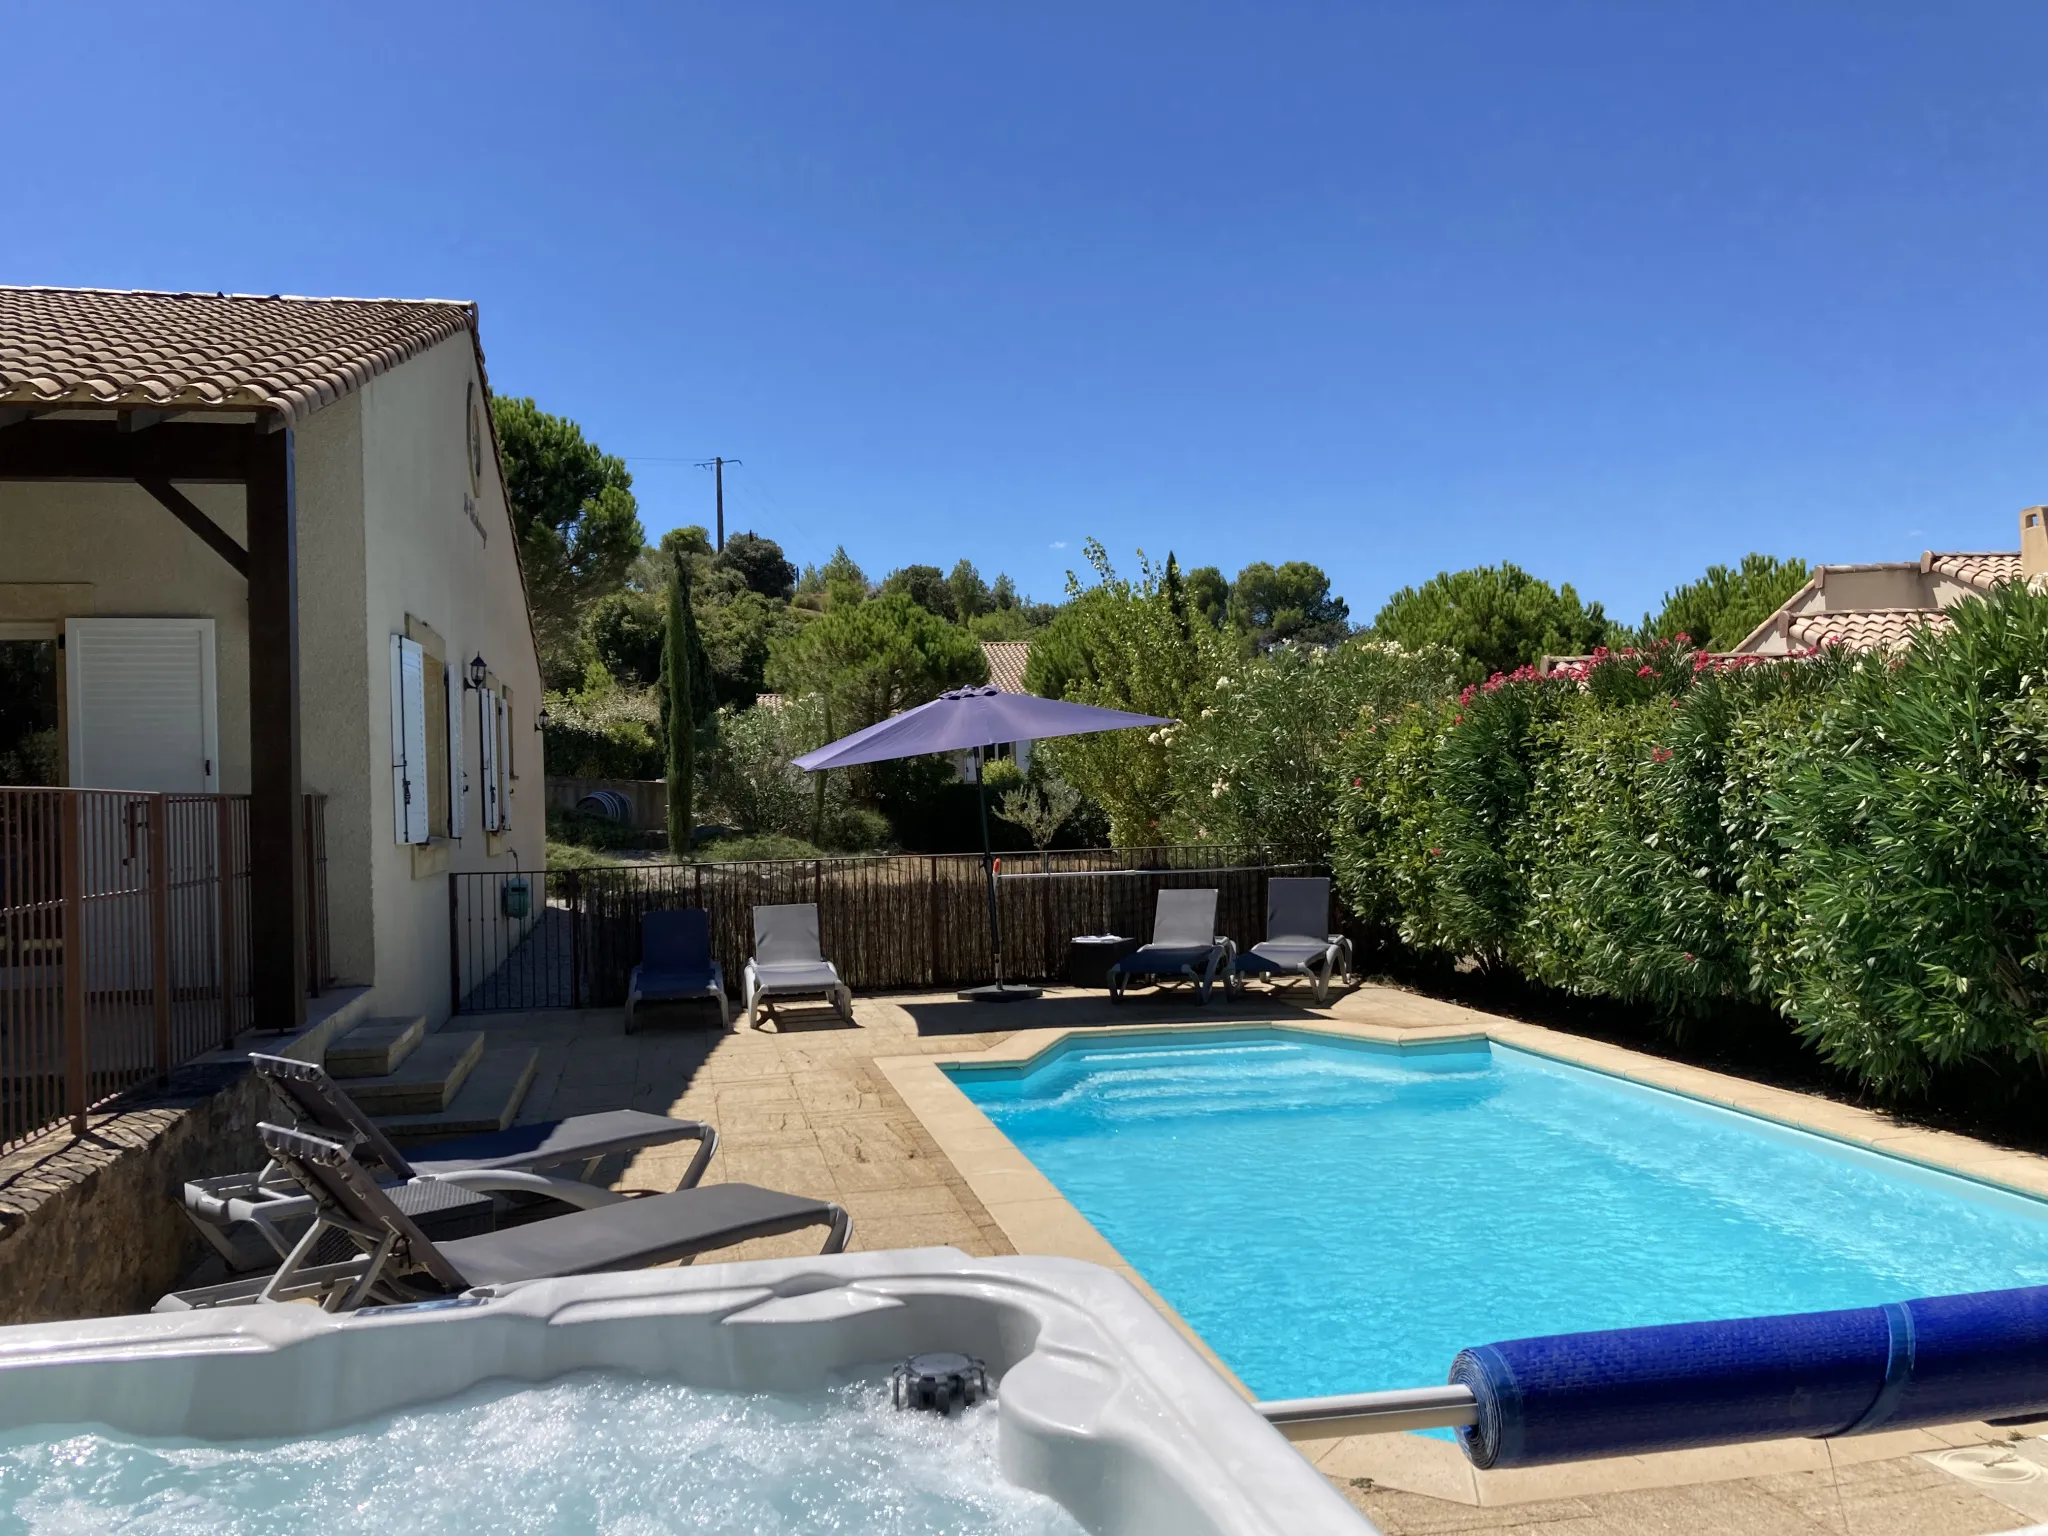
[952,1031,2048,1405]
[0,1371,1081,1535]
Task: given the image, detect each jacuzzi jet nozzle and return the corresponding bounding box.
[891,1352,991,1414]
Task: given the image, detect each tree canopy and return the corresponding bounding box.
[880,564,956,619]
[1226,560,1351,647]
[1371,563,1609,681]
[492,397,646,683]
[765,591,988,735]
[1639,553,1809,652]
[713,531,798,601]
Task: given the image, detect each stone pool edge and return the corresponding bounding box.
[873,1007,2048,1509]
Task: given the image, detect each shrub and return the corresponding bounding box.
[698,699,889,853]
[1775,584,2048,1092]
[1167,638,1462,854]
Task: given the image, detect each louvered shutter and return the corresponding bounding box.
[477,684,499,831]
[446,664,465,839]
[66,618,219,791]
[390,635,429,844]
[496,693,511,831]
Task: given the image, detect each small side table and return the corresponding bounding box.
[1067,935,1140,989]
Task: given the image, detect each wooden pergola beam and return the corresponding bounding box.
[136,477,250,576]
[0,417,256,481]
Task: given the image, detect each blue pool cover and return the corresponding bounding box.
[1451,1283,2048,1467]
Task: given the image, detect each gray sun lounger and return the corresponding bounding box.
[626,908,731,1032]
[158,1122,852,1313]
[1107,888,1238,1004]
[1234,877,1354,1004]
[182,1054,717,1271]
[742,903,852,1027]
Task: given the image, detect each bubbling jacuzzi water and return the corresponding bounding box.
[0,1370,1084,1535]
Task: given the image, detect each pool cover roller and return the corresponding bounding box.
[1450,1284,2048,1468]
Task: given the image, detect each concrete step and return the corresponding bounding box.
[325,1015,428,1079]
[378,1046,540,1144]
[343,1030,487,1116]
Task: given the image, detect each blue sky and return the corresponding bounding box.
[7,3,2046,624]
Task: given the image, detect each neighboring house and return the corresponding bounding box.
[1728,513,2041,653]
[0,286,544,1032]
[957,639,1035,779]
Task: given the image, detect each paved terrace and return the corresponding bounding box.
[482,984,2048,1536]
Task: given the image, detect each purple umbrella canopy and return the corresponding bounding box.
[791,686,1170,773]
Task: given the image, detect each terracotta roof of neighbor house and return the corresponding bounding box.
[981,640,1032,694]
[1787,608,1953,651]
[1924,551,2023,591]
[0,285,479,426]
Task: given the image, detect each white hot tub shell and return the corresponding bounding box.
[0,1248,1375,1535]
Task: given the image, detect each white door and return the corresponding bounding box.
[65,618,219,791]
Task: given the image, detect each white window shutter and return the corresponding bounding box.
[446,666,465,839]
[390,635,429,844]
[477,685,499,832]
[66,618,219,791]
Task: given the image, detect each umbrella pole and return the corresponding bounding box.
[976,745,1004,987]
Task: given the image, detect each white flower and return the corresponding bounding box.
[1200,707,1215,719]
[1211,778,1229,799]
[1215,676,1232,691]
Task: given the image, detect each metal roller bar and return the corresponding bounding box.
[1256,1385,1479,1439]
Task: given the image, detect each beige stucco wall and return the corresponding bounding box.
[357,334,546,1026]
[0,476,252,789]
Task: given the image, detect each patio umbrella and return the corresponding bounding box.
[792,687,1171,1001]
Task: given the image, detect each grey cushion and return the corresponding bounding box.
[750,960,843,992]
[1151,889,1220,948]
[438,1183,840,1287]
[409,1110,705,1176]
[1265,878,1332,945]
[753,903,826,967]
[1250,938,1336,970]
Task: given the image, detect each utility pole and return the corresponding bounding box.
[694,456,740,551]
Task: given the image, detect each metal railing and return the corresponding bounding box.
[0,787,331,1151]
[451,845,1326,1013]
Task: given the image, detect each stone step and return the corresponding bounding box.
[378,1046,540,1144]
[325,1015,428,1079]
[343,1030,487,1116]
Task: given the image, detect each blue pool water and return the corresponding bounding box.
[951,1030,2048,1405]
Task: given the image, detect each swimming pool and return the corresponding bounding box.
[950,1029,2048,1405]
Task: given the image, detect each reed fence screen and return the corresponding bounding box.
[451,846,1326,1013]
[0,787,331,1151]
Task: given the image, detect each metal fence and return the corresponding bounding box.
[0,787,331,1150]
[451,846,1325,1013]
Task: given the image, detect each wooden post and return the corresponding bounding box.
[61,793,87,1135]
[245,423,307,1032]
[149,793,170,1082]
[216,794,236,1048]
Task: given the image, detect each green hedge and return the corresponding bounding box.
[1331,583,2048,1096]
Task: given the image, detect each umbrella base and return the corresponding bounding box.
[957,983,1044,1004]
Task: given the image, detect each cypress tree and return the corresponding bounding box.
[663,547,696,858]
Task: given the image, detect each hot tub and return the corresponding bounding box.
[0,1249,1372,1534]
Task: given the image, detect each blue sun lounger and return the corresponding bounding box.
[1233,877,1353,1004]
[626,908,732,1032]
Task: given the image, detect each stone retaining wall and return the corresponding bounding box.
[0,1063,269,1324]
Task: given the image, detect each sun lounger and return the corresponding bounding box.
[182,1054,718,1270]
[626,908,731,1032]
[1234,877,1353,1004]
[742,903,852,1027]
[158,1122,852,1313]
[1107,888,1237,1004]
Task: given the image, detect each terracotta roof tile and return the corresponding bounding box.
[0,285,477,426]
[1788,608,1952,651]
[1926,552,2022,591]
[981,640,1032,694]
